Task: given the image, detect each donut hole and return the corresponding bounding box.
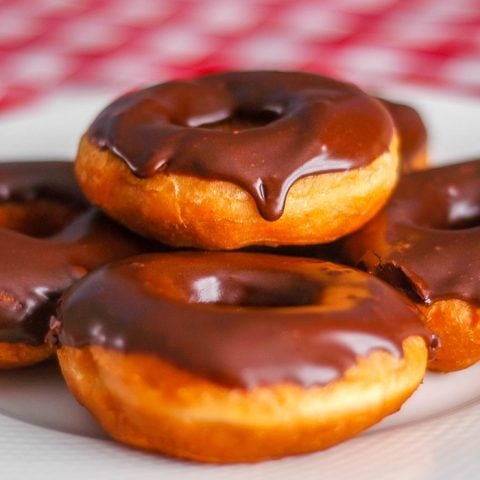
[188,270,319,307]
[194,108,282,133]
[412,191,480,231]
[0,200,83,237]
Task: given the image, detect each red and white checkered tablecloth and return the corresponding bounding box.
[1,0,480,112]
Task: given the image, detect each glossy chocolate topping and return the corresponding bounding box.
[348,159,480,304]
[0,161,86,204]
[56,252,435,388]
[381,99,427,172]
[0,162,149,345]
[88,71,394,220]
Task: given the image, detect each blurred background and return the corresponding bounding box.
[1,0,480,113]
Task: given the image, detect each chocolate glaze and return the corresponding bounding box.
[0,162,149,345]
[380,99,427,173]
[88,71,394,220]
[0,161,86,204]
[345,159,480,305]
[56,252,435,388]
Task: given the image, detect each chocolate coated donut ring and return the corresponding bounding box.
[54,252,435,462]
[0,161,148,368]
[343,159,480,371]
[76,71,399,249]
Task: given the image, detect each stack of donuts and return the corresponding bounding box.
[2,71,478,463]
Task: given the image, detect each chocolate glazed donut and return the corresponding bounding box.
[76,71,400,249]
[342,159,480,371]
[0,161,149,368]
[53,252,436,462]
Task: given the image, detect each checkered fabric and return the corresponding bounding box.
[1,0,480,111]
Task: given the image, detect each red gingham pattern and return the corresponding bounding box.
[1,0,480,111]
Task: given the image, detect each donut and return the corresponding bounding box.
[52,252,435,463]
[0,161,149,368]
[76,71,400,250]
[342,159,480,372]
[380,99,428,173]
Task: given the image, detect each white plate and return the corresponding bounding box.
[0,87,480,480]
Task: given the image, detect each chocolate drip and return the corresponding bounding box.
[0,162,149,345]
[57,252,434,388]
[349,159,480,304]
[88,71,394,220]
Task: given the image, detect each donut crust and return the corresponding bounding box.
[58,336,427,463]
[0,342,53,369]
[421,300,480,371]
[402,147,428,173]
[75,135,400,250]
